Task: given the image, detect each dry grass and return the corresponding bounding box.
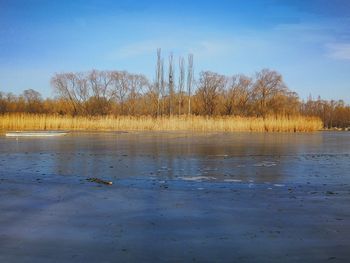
[0,113,323,132]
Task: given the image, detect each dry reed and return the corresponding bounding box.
[0,113,323,132]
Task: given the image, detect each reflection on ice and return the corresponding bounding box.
[224,179,242,182]
[253,161,277,167]
[179,176,216,181]
[1,131,349,185]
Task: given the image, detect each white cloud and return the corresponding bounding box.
[326,43,350,60]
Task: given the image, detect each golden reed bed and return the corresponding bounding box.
[0,114,322,132]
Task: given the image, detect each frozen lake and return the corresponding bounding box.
[0,131,349,262]
[1,131,349,184]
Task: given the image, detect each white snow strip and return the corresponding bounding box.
[6,131,68,137]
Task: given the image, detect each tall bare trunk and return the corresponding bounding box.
[187,54,193,115]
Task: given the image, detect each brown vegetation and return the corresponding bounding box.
[0,50,348,131]
[301,96,350,129]
[0,114,322,132]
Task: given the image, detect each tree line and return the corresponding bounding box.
[0,49,349,128]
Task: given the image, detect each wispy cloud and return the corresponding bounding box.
[112,39,169,58]
[326,43,350,60]
[188,40,235,58]
[109,38,237,60]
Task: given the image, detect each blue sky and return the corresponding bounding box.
[1,0,350,101]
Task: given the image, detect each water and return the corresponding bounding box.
[1,131,349,185]
[1,131,350,262]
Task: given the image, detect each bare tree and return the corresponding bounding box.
[75,72,90,114]
[145,82,159,116]
[160,58,165,116]
[127,73,149,115]
[51,73,82,115]
[223,75,252,115]
[110,71,130,115]
[87,70,113,115]
[187,53,194,115]
[178,56,185,115]
[155,48,162,117]
[168,53,175,116]
[23,89,43,113]
[251,69,287,117]
[197,71,226,116]
[88,70,113,100]
[23,89,42,102]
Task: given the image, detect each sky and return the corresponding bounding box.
[0,0,350,102]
